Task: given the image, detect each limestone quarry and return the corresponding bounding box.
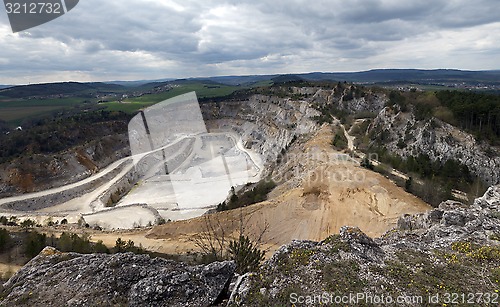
[0,84,497,255]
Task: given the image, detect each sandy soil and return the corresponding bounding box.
[0,263,22,280]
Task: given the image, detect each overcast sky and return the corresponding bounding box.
[0,0,499,84]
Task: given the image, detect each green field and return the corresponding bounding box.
[0,106,66,122]
[0,97,86,124]
[100,83,240,113]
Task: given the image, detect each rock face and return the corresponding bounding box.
[1,247,235,307]
[202,94,320,171]
[369,106,500,185]
[386,185,500,249]
[230,185,500,306]
[0,133,130,198]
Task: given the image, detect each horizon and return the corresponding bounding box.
[2,68,500,87]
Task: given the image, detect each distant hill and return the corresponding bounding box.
[196,69,500,86]
[0,82,126,99]
[271,74,305,84]
[107,79,175,87]
[2,69,499,99]
[300,69,500,84]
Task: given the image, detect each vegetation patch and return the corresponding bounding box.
[217,180,276,212]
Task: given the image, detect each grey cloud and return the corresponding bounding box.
[0,0,499,83]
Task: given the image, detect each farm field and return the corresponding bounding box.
[0,97,86,124]
[100,82,240,113]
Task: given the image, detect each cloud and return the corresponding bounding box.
[0,0,499,84]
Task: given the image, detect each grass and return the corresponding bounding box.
[0,97,86,124]
[100,83,240,113]
[0,106,65,122]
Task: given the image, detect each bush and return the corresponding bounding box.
[228,235,265,274]
[20,219,36,231]
[218,180,276,212]
[0,229,12,252]
[332,132,348,150]
[360,157,374,170]
[24,232,47,258]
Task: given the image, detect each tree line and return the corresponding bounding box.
[435,90,500,144]
[0,227,144,261]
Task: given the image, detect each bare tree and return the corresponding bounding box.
[190,209,269,273]
[191,215,230,263]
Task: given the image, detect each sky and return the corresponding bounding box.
[0,0,499,84]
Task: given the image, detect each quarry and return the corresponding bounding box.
[0,93,264,229]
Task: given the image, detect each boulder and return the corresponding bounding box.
[1,247,235,307]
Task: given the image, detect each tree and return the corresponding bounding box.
[191,211,269,272]
[228,235,265,274]
[7,216,19,226]
[191,216,228,263]
[24,232,47,258]
[58,232,72,252]
[405,177,413,192]
[20,219,36,231]
[361,157,374,170]
[332,133,348,150]
[114,238,126,253]
[94,240,109,253]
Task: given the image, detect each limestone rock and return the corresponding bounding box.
[1,247,235,307]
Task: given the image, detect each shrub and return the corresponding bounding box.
[218,180,276,212]
[0,228,11,252]
[228,235,265,274]
[332,132,348,150]
[24,232,47,258]
[20,219,36,231]
[360,157,374,170]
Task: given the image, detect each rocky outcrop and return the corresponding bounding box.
[3,186,500,306]
[1,247,235,307]
[311,85,387,114]
[386,185,500,249]
[230,185,500,306]
[369,106,500,185]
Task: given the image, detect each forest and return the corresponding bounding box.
[436,90,500,144]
